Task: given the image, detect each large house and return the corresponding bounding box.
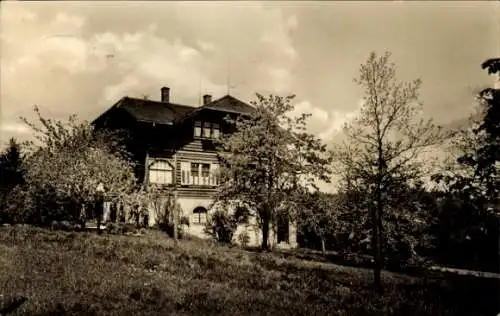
[92,86,297,248]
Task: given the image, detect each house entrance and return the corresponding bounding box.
[277,215,289,243]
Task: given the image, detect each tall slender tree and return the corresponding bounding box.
[0,138,24,190]
[0,138,25,222]
[333,52,449,292]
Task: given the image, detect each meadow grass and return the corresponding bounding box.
[0,225,497,316]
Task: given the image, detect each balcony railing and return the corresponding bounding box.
[181,171,219,186]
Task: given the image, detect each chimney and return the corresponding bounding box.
[203,94,212,105]
[161,86,170,103]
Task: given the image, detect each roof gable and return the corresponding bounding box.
[93,94,254,126]
[119,97,194,125]
[173,95,255,123]
[204,95,255,114]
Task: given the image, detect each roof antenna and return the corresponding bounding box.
[226,58,231,96]
[199,75,202,106]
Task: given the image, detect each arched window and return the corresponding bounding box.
[193,207,208,224]
[149,160,174,185]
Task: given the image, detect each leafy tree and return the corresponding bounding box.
[333,52,449,292]
[458,58,499,203]
[17,106,137,226]
[215,94,331,250]
[0,138,25,223]
[0,138,24,188]
[294,191,339,254]
[430,58,500,272]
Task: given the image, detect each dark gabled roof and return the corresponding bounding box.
[204,95,255,114]
[93,94,254,126]
[174,95,255,123]
[117,97,194,125]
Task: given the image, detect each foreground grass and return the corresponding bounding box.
[0,226,497,316]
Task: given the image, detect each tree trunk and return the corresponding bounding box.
[173,217,178,245]
[35,197,42,225]
[321,238,326,255]
[80,203,86,229]
[261,221,269,250]
[261,208,270,250]
[371,190,383,293]
[134,207,140,228]
[173,192,178,246]
[373,136,385,294]
[97,200,103,235]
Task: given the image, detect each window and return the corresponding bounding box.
[194,121,202,137]
[149,160,173,184]
[193,207,207,224]
[202,122,211,138]
[194,121,221,139]
[201,164,210,177]
[191,163,200,177]
[212,123,220,139]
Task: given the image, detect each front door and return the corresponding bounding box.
[277,215,289,243]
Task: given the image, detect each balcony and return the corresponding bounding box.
[181,170,219,187]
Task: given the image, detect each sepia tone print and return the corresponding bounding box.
[0,1,499,315]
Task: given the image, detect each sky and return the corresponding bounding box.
[1,1,499,149]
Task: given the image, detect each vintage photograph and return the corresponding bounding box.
[0,1,499,315]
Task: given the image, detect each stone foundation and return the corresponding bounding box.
[103,197,298,249]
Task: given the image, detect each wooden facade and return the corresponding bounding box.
[92,90,254,201]
[92,88,297,248]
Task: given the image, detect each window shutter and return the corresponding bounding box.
[180,162,190,185]
[211,163,219,186]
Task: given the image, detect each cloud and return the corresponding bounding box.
[50,12,85,31]
[318,99,364,141]
[287,14,298,30]
[286,98,360,142]
[260,13,298,61]
[1,3,301,143]
[0,122,30,134]
[289,100,329,126]
[196,40,216,52]
[96,29,228,104]
[102,75,141,102]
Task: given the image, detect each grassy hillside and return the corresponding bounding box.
[0,226,497,316]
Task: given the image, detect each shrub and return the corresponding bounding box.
[180,215,190,226]
[237,231,250,248]
[106,222,122,234]
[148,188,186,239]
[122,223,138,234]
[205,208,237,244]
[50,220,82,232]
[159,222,184,239]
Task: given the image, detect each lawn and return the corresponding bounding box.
[0,225,497,316]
